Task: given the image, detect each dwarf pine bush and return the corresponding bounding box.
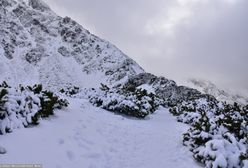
[88,84,163,118]
[169,98,248,168]
[0,82,68,133]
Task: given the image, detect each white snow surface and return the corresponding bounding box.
[0,98,200,168]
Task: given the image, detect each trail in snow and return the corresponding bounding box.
[0,98,201,168]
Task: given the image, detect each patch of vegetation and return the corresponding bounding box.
[169,98,248,168]
[60,85,80,96]
[89,84,163,118]
[0,81,69,133]
[32,90,69,125]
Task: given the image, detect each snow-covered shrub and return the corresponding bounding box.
[0,82,68,133]
[31,90,69,124]
[0,83,40,134]
[192,133,247,168]
[60,85,80,96]
[30,85,69,125]
[88,84,162,118]
[170,98,248,168]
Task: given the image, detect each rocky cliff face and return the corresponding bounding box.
[0,0,144,90]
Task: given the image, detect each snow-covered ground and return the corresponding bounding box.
[0,98,200,168]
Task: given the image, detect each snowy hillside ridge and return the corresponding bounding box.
[123,73,212,105]
[185,79,248,105]
[0,0,144,90]
[0,82,68,135]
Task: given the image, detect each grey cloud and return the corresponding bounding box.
[165,1,248,89]
[44,0,248,91]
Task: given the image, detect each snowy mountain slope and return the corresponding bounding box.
[0,0,144,90]
[0,98,200,168]
[0,0,209,104]
[185,79,248,105]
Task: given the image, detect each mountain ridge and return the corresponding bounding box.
[185,78,248,105]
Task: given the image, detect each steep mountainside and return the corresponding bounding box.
[185,79,248,105]
[0,0,144,90]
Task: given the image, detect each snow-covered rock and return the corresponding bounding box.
[124,73,208,106]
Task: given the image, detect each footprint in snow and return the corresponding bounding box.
[82,153,101,159]
[81,138,95,145]
[66,150,75,161]
[77,142,91,150]
[0,146,7,154]
[58,138,65,145]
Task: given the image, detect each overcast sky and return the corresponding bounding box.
[44,0,248,91]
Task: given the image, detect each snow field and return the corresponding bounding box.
[0,98,199,168]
